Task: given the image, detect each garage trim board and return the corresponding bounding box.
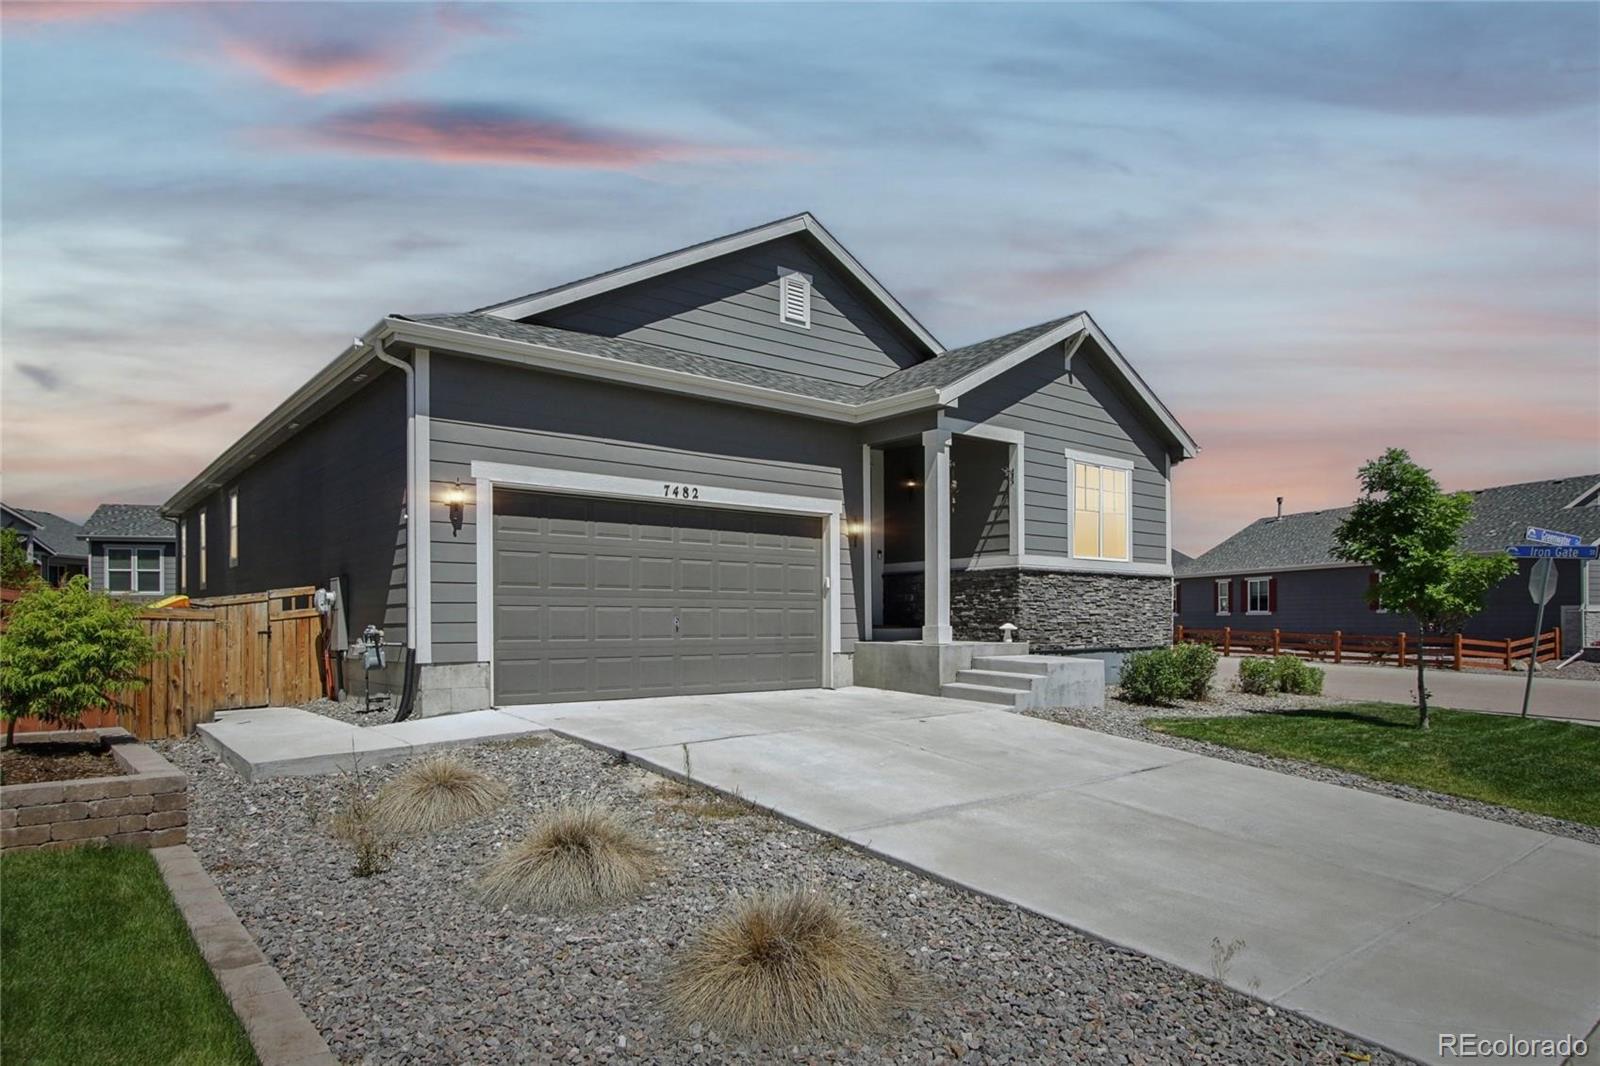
[471,459,843,701]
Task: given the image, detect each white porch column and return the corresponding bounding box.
[922,429,952,642]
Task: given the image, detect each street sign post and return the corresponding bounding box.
[1505,545,1599,560]
[1525,526,1583,548]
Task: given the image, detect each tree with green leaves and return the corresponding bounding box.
[1,527,40,588]
[0,577,158,746]
[1333,448,1515,728]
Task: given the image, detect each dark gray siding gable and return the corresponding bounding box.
[952,341,1171,565]
[427,353,864,666]
[176,371,408,647]
[530,234,925,389]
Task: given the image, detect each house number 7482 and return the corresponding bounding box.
[663,483,701,500]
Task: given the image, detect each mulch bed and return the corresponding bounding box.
[1,743,123,786]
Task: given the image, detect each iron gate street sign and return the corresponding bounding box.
[1505,545,1598,560]
[1525,526,1583,548]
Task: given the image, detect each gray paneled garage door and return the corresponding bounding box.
[493,490,824,704]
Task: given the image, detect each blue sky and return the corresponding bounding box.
[3,1,1596,552]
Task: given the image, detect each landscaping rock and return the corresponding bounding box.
[162,736,1406,1065]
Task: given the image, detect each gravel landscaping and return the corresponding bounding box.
[161,736,1405,1065]
[1028,690,1599,847]
[305,695,396,727]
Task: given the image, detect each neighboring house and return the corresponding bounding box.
[1,503,89,585]
[164,213,1197,711]
[1175,475,1600,652]
[80,504,177,600]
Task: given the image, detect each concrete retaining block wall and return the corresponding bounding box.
[1,728,187,852]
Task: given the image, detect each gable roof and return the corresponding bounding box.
[82,503,175,542]
[10,508,87,559]
[476,213,945,358]
[1180,474,1600,577]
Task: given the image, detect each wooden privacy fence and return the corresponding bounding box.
[1174,625,1561,672]
[3,586,327,740]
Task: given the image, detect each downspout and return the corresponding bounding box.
[371,338,421,720]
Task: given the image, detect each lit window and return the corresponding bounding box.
[1071,460,1130,561]
[1246,577,1273,614]
[1215,579,1231,616]
[107,546,162,595]
[228,488,239,567]
[198,508,208,589]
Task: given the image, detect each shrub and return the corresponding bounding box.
[479,804,655,914]
[663,888,920,1041]
[0,577,157,746]
[1237,655,1326,696]
[1171,641,1219,700]
[376,755,508,835]
[1237,657,1276,695]
[329,773,397,878]
[1118,648,1184,705]
[1274,656,1325,696]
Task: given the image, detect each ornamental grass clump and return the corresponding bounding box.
[663,888,920,1042]
[479,804,656,914]
[376,755,509,835]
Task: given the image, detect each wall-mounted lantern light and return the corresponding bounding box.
[445,480,467,536]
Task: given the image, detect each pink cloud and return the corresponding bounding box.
[216,36,413,95]
[284,102,779,170]
[0,0,163,27]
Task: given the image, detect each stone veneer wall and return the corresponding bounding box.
[952,568,1172,651]
[1,728,187,852]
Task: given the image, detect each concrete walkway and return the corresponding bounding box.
[516,688,1600,1066]
[1213,656,1600,724]
[196,706,548,779]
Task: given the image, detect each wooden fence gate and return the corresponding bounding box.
[4,585,326,740]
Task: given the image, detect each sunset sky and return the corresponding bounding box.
[3,1,1596,554]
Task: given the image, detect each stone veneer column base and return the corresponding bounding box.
[952,568,1172,651]
[414,662,493,717]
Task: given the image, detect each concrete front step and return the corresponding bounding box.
[939,682,1026,707]
[972,655,1054,675]
[954,668,1039,691]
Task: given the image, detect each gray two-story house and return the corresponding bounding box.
[164,214,1197,713]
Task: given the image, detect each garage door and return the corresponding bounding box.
[493,490,825,704]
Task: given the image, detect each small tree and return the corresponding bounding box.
[0,577,158,746]
[1332,449,1514,728]
[1,528,39,588]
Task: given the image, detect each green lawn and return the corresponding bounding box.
[1147,702,1600,827]
[1,847,256,1066]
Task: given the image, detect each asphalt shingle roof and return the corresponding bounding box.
[13,508,87,558]
[81,504,175,541]
[1178,475,1600,577]
[400,312,1080,408]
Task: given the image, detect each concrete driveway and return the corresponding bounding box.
[1211,656,1600,724]
[514,688,1600,1066]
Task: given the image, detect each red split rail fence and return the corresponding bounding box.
[1173,624,1561,672]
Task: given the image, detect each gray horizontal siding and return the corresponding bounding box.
[952,341,1171,565]
[532,234,923,389]
[1176,559,1583,641]
[427,354,863,666]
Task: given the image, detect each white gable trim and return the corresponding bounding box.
[477,214,944,356]
[936,312,1198,459]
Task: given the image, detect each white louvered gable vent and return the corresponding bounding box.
[778,269,811,328]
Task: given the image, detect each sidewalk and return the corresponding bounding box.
[1212,656,1600,724]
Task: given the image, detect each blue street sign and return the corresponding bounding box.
[1505,545,1598,560]
[1525,526,1583,548]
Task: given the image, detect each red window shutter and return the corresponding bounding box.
[1237,579,1245,613]
[1268,576,1278,613]
[1368,570,1380,611]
